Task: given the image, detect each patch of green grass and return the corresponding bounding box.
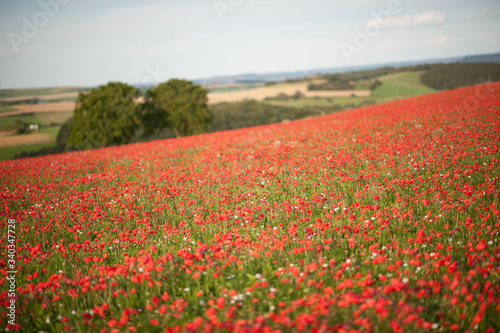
[35,112,73,126]
[39,126,61,137]
[0,112,71,129]
[46,96,79,102]
[353,80,373,90]
[0,87,83,99]
[0,142,55,161]
[209,83,265,93]
[372,71,438,98]
[0,106,16,113]
[0,114,40,128]
[264,96,385,109]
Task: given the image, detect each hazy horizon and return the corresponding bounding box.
[1,0,499,89]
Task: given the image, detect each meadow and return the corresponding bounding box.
[0,82,499,332]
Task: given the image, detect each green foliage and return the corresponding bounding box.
[209,100,341,132]
[12,144,66,160]
[56,117,72,147]
[309,67,401,91]
[68,82,141,149]
[14,120,31,134]
[143,79,213,137]
[420,62,500,90]
[265,90,305,101]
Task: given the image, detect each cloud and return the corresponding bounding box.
[481,31,500,38]
[388,11,447,28]
[413,11,447,26]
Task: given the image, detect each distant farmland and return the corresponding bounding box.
[207,81,370,104]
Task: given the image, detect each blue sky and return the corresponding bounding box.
[0,0,499,89]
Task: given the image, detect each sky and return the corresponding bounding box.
[0,0,499,89]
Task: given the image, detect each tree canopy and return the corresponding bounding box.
[143,79,213,137]
[68,82,141,149]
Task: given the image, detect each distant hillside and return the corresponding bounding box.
[193,53,500,85]
[462,53,500,63]
[421,62,500,90]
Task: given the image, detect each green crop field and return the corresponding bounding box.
[0,142,56,161]
[0,112,72,129]
[371,71,438,97]
[0,106,17,113]
[0,87,83,99]
[0,115,40,128]
[39,126,61,137]
[208,82,265,93]
[46,96,79,102]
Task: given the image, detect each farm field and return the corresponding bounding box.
[207,81,370,104]
[1,83,499,332]
[0,87,78,157]
[0,102,75,117]
[0,131,55,149]
[264,71,435,109]
[371,71,438,98]
[0,87,82,100]
[0,142,56,161]
[206,82,266,94]
[0,110,70,158]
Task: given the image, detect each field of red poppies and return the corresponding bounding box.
[1,83,499,332]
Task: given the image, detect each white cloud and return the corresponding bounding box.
[481,31,500,37]
[386,11,447,28]
[413,11,447,26]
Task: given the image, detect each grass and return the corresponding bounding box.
[0,87,83,99]
[0,142,55,161]
[0,114,40,128]
[371,71,438,97]
[0,112,72,129]
[46,96,79,102]
[208,83,265,93]
[0,106,17,113]
[39,126,61,137]
[35,111,72,125]
[264,96,383,109]
[353,79,373,90]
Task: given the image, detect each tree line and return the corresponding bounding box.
[420,62,500,90]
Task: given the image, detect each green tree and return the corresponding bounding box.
[56,117,72,147]
[143,79,212,137]
[68,82,141,149]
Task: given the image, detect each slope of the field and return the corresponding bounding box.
[1,83,499,332]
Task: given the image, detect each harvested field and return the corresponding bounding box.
[0,102,76,116]
[0,131,55,148]
[207,82,370,104]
